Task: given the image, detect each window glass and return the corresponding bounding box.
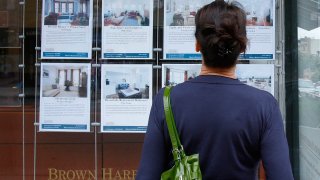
[297,0,320,179]
[55,2,59,13]
[0,1,20,106]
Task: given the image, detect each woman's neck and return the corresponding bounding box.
[200,63,237,79]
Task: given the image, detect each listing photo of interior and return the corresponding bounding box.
[162,64,201,86]
[166,0,211,26]
[43,0,90,26]
[104,0,150,26]
[103,65,151,99]
[41,63,89,98]
[235,0,273,26]
[236,64,274,95]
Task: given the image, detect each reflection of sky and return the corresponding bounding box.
[236,64,273,78]
[298,27,320,40]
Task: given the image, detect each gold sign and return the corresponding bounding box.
[48,168,137,180]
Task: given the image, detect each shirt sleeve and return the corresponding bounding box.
[136,91,169,180]
[260,100,294,180]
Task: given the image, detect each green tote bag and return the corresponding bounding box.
[161,86,202,180]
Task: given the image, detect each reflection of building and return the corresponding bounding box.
[298,0,320,30]
[298,37,320,56]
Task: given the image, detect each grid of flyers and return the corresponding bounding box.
[39,0,276,132]
[40,63,274,133]
[41,0,275,61]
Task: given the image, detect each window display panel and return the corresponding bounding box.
[101,64,152,133]
[0,0,282,179]
[102,0,154,59]
[41,0,93,59]
[39,63,91,132]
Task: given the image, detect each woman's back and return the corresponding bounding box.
[137,1,293,179]
[170,75,288,179]
[137,75,293,179]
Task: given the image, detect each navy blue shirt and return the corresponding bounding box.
[137,75,293,180]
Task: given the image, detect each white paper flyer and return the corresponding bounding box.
[101,64,153,133]
[41,0,93,59]
[163,0,276,60]
[102,0,154,59]
[40,63,91,132]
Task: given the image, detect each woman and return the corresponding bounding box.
[137,0,293,179]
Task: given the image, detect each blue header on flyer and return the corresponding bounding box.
[104,53,149,58]
[239,54,274,60]
[42,124,87,130]
[103,126,146,132]
[43,52,89,58]
[166,54,202,60]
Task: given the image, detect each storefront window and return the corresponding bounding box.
[0,0,300,179]
[297,0,320,179]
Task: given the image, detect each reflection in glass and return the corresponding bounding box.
[0,49,20,106]
[0,1,20,47]
[297,1,320,179]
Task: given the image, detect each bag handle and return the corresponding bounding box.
[163,86,185,161]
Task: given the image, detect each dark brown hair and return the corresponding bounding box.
[195,0,247,68]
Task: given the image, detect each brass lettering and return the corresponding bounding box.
[67,170,75,180]
[58,170,67,180]
[123,170,131,179]
[75,170,87,180]
[88,170,96,180]
[114,170,122,179]
[132,170,137,180]
[48,168,137,180]
[48,168,58,180]
[102,168,113,180]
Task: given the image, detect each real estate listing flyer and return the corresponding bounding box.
[162,63,274,95]
[101,64,153,133]
[41,0,93,59]
[39,63,91,132]
[236,64,274,95]
[101,0,153,59]
[163,0,275,60]
[163,0,211,60]
[237,0,276,60]
[162,64,201,86]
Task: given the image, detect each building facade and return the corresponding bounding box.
[0,0,320,179]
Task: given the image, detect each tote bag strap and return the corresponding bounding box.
[163,86,184,161]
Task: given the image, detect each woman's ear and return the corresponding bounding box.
[195,41,201,52]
